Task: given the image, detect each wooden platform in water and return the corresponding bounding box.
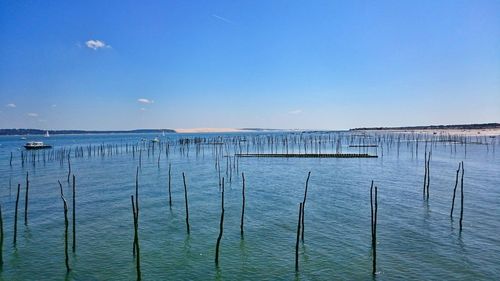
[235,153,378,158]
[349,144,378,147]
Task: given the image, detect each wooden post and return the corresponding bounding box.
[135,166,139,211]
[131,196,137,257]
[58,181,71,272]
[168,163,172,207]
[240,172,245,237]
[301,172,311,242]
[133,167,139,255]
[215,180,225,266]
[295,203,303,272]
[72,175,76,252]
[450,162,461,218]
[371,184,378,275]
[67,154,71,182]
[183,172,190,234]
[459,162,464,231]
[370,181,374,237]
[423,151,427,198]
[13,184,20,245]
[131,195,141,280]
[24,172,29,225]
[426,151,431,200]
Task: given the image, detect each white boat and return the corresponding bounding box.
[151,137,160,143]
[24,141,52,150]
[45,130,50,137]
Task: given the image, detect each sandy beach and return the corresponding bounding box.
[359,128,500,137]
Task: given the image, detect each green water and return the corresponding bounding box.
[0,132,499,280]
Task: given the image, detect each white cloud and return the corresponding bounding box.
[27,113,39,117]
[51,104,57,108]
[288,109,303,115]
[6,103,16,108]
[85,40,111,50]
[212,14,233,24]
[140,108,146,111]
[137,98,154,104]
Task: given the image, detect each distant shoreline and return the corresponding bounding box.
[0,128,277,136]
[1,123,499,136]
[350,123,500,136]
[350,123,500,131]
[0,128,176,136]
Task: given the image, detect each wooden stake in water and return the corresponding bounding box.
[423,151,427,198]
[131,195,141,280]
[459,162,464,231]
[135,166,139,212]
[240,172,246,237]
[301,172,311,242]
[72,175,76,252]
[67,154,71,182]
[13,184,20,245]
[426,151,431,200]
[133,167,139,256]
[450,162,461,218]
[215,180,225,267]
[370,181,374,236]
[58,181,71,272]
[370,183,378,275]
[295,202,303,272]
[168,163,172,207]
[131,196,137,257]
[183,172,190,234]
[24,172,29,225]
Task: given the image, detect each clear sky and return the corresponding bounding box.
[0,0,499,130]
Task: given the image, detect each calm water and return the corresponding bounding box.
[0,132,499,280]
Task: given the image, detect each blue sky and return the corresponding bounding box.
[0,0,499,130]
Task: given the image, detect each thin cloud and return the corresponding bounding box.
[288,109,303,115]
[27,113,39,117]
[140,108,146,111]
[6,103,16,108]
[137,98,154,104]
[51,104,57,108]
[212,14,233,24]
[85,39,111,50]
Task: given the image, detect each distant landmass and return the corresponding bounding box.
[350,123,500,131]
[2,124,499,136]
[0,128,176,136]
[240,128,282,131]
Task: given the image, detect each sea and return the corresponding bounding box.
[0,131,498,280]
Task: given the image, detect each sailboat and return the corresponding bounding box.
[45,130,50,137]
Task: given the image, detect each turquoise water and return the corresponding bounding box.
[0,132,499,280]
